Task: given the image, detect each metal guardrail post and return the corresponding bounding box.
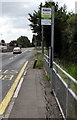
[56,65,58,74]
[44,60,77,119]
[49,47,53,89]
[66,78,71,118]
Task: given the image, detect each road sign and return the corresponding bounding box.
[41,8,51,25]
[41,19,51,25]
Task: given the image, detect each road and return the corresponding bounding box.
[0,48,35,103]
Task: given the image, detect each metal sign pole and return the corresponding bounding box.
[41,7,51,55]
[51,6,54,64]
[42,25,44,55]
[40,4,44,55]
[50,6,54,89]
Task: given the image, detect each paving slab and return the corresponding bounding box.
[9,68,46,118]
[4,60,63,119]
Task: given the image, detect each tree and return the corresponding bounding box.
[1,40,6,46]
[62,14,77,62]
[28,9,41,46]
[28,2,69,53]
[17,36,30,48]
[28,0,77,63]
[32,35,36,46]
[54,4,69,58]
[9,40,17,46]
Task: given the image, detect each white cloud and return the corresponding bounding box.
[0,0,76,43]
[0,0,46,43]
[54,0,76,12]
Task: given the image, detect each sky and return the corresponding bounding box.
[0,0,76,43]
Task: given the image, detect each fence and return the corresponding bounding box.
[44,54,77,119]
[44,54,50,75]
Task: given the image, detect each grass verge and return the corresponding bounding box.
[44,74,50,81]
[34,52,44,69]
[54,59,77,95]
[34,52,50,81]
[57,59,77,80]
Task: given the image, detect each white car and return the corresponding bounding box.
[13,47,22,54]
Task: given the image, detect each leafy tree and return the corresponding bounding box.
[73,14,77,62]
[28,1,69,53]
[28,9,41,46]
[32,35,36,46]
[9,36,31,47]
[62,14,77,63]
[1,39,5,43]
[1,40,6,46]
[17,36,30,48]
[54,4,69,58]
[28,0,77,63]
[9,40,18,46]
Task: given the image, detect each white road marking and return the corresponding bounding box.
[15,55,17,57]
[3,60,28,118]
[9,53,22,60]
[24,70,27,76]
[9,57,13,60]
[3,98,15,118]
[3,70,8,73]
[13,77,24,98]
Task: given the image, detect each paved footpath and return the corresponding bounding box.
[3,59,62,119]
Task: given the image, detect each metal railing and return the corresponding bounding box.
[44,54,50,75]
[44,54,77,119]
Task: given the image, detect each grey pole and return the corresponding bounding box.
[51,6,54,63]
[50,6,54,68]
[50,6,54,89]
[41,4,44,56]
[42,25,44,55]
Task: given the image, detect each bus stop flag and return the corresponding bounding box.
[41,8,51,25]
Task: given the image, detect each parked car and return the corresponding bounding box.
[13,47,22,54]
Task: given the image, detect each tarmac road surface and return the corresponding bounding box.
[0,48,35,103]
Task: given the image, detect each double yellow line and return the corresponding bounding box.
[0,61,28,115]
